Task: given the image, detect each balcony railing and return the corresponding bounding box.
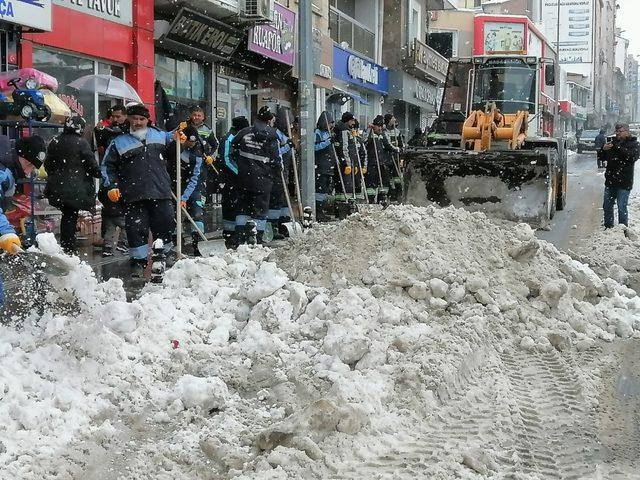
[329,7,375,60]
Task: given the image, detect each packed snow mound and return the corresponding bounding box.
[574,193,640,292]
[0,207,639,479]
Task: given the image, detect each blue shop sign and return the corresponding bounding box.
[333,45,388,95]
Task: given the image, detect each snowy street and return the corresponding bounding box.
[2,198,640,479]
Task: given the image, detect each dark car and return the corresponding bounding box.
[577,129,600,153]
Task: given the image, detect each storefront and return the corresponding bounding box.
[248,2,296,116]
[21,0,152,127]
[214,64,251,139]
[329,44,388,126]
[0,0,51,72]
[387,39,448,134]
[154,6,244,130]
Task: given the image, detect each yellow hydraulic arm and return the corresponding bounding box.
[461,103,529,151]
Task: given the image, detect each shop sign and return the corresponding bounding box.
[0,0,52,31]
[53,0,132,26]
[248,2,296,66]
[58,93,84,117]
[414,80,436,105]
[409,39,448,84]
[161,8,243,63]
[333,45,388,94]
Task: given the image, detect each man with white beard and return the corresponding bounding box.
[103,103,183,278]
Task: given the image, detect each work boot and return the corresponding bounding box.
[270,220,286,240]
[191,232,202,257]
[130,259,146,279]
[245,221,258,246]
[102,247,114,258]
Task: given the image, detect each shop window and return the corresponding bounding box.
[155,54,176,96]
[155,53,207,101]
[32,48,96,128]
[98,62,124,79]
[176,59,192,99]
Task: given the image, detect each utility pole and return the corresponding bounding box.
[556,0,562,136]
[298,0,316,216]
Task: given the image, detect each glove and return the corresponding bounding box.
[178,121,188,131]
[174,130,187,144]
[180,200,187,209]
[0,233,21,254]
[205,155,215,166]
[344,166,352,176]
[107,188,121,202]
[37,165,47,179]
[362,167,368,175]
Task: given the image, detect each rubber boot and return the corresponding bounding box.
[191,232,202,257]
[223,230,238,250]
[245,221,257,246]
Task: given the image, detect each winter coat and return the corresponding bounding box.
[232,120,281,193]
[44,133,101,211]
[595,132,607,151]
[0,165,15,306]
[380,129,401,168]
[333,121,355,168]
[274,129,293,193]
[103,127,175,204]
[93,122,126,159]
[348,131,367,170]
[604,136,640,190]
[364,130,395,188]
[168,140,205,203]
[315,111,334,176]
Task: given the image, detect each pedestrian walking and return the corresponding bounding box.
[595,128,607,169]
[218,116,249,249]
[231,106,281,244]
[602,123,640,229]
[103,103,180,277]
[314,111,335,222]
[44,116,101,255]
[0,160,21,307]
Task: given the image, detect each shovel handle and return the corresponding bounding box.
[171,192,208,242]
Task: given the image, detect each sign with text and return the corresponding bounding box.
[0,0,52,31]
[408,39,448,84]
[53,0,131,25]
[162,8,243,63]
[542,0,593,64]
[248,2,296,66]
[333,45,388,94]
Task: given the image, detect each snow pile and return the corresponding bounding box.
[0,206,639,479]
[574,193,640,292]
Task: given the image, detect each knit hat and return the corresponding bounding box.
[126,103,150,119]
[232,116,250,130]
[341,111,355,123]
[16,135,47,169]
[372,115,385,127]
[257,106,274,122]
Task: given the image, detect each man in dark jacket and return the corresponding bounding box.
[232,106,280,244]
[314,111,335,221]
[186,106,219,201]
[602,123,640,228]
[384,114,403,201]
[45,116,101,254]
[365,115,398,205]
[269,108,294,240]
[408,127,425,147]
[103,103,180,277]
[218,116,249,249]
[333,112,357,214]
[595,128,607,169]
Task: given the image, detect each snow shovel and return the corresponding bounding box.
[171,192,226,256]
[10,245,70,277]
[277,152,303,238]
[283,110,305,220]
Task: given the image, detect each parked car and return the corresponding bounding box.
[563,131,577,151]
[577,129,600,153]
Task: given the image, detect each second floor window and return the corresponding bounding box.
[329,0,376,59]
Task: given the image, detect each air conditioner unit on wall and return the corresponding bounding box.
[241,0,274,23]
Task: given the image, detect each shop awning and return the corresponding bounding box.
[328,87,371,106]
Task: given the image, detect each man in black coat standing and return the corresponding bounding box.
[602,123,640,229]
[232,106,280,244]
[45,116,101,254]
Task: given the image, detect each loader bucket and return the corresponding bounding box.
[403,148,555,225]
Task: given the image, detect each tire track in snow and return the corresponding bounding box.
[499,349,600,480]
